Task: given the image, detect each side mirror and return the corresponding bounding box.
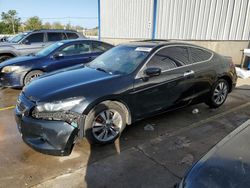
[144,67,161,77]
[53,52,64,59]
[23,39,30,45]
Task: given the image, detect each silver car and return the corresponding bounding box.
[0,29,85,63]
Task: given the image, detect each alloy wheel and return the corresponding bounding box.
[92,109,122,142]
[26,72,42,84]
[213,81,228,105]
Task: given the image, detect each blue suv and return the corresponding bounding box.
[0,39,113,87]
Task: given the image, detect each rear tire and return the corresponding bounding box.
[205,79,229,108]
[84,102,126,145]
[0,55,12,63]
[23,70,43,85]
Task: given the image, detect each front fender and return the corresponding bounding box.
[73,94,131,115]
[0,48,18,56]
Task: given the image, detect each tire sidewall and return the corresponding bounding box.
[84,102,126,145]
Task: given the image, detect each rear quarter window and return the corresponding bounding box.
[162,46,190,65]
[189,47,213,63]
[66,32,79,39]
[92,41,113,52]
[47,32,66,42]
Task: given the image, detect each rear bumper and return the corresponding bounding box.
[15,107,79,156]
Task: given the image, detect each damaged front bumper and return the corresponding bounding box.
[0,72,24,88]
[15,93,85,156]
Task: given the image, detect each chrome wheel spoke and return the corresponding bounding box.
[221,94,225,101]
[109,127,118,136]
[214,89,219,95]
[219,82,224,90]
[104,110,110,120]
[103,129,109,140]
[99,111,107,121]
[219,95,223,103]
[215,96,220,103]
[97,129,106,139]
[92,124,104,132]
[223,86,228,94]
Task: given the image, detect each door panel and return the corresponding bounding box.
[131,45,197,119]
[132,65,196,119]
[16,42,45,55]
[17,33,45,55]
[48,53,94,72]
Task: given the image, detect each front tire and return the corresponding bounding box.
[23,70,43,85]
[205,79,229,108]
[84,102,126,145]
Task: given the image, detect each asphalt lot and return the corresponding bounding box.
[0,78,250,188]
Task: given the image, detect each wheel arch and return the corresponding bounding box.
[84,99,132,126]
[0,52,16,58]
[219,75,233,92]
[22,69,45,85]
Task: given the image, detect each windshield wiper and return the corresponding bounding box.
[96,67,108,73]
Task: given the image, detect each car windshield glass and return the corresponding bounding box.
[6,35,15,42]
[36,42,64,56]
[87,45,150,75]
[9,33,27,43]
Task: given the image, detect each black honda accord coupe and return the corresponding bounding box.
[15,40,237,155]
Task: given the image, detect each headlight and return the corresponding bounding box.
[35,97,85,112]
[1,66,20,73]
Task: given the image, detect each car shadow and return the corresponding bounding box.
[83,101,179,188]
[82,103,210,188]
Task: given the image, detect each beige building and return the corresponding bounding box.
[99,0,250,66]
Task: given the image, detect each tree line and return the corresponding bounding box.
[0,10,87,34]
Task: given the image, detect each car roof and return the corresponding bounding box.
[54,39,113,45]
[33,29,78,33]
[19,29,79,34]
[126,40,212,52]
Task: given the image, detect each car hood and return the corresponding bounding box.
[23,66,120,102]
[183,120,250,188]
[0,42,18,48]
[0,55,40,67]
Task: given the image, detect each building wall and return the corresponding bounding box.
[156,0,250,40]
[100,0,154,39]
[100,0,250,40]
[100,0,250,65]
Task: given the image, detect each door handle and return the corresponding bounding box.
[183,70,195,77]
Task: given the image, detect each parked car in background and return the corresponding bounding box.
[0,36,9,42]
[15,40,237,156]
[0,39,113,87]
[178,119,250,188]
[0,29,85,63]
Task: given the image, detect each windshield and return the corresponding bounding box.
[88,45,150,75]
[9,33,27,43]
[36,42,65,56]
[6,35,15,42]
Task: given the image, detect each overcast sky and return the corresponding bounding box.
[0,0,98,28]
